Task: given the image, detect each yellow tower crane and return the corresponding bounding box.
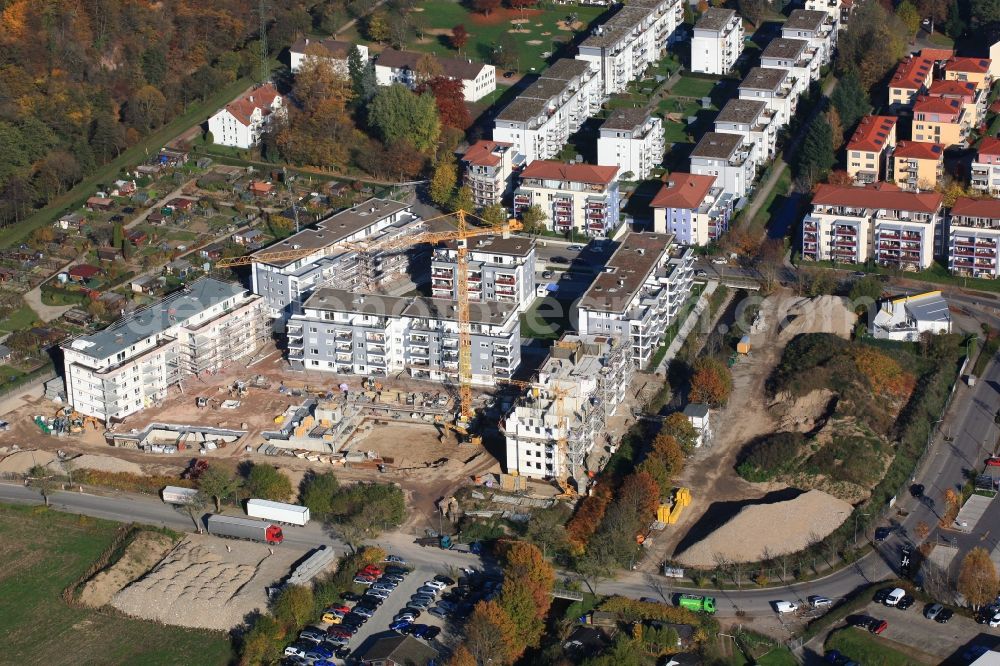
[216,210,522,423]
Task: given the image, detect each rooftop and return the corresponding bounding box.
[438,234,535,258]
[65,278,248,360]
[251,198,414,268]
[650,173,717,210]
[716,98,767,125]
[359,634,438,665]
[540,58,595,81]
[890,290,950,324]
[920,48,955,61]
[784,9,828,31]
[375,48,489,80]
[929,79,977,98]
[601,107,652,131]
[580,232,675,313]
[761,37,809,61]
[462,140,513,167]
[581,5,660,48]
[978,137,1000,157]
[289,37,356,58]
[303,288,517,326]
[914,95,962,115]
[223,83,282,126]
[893,140,944,160]
[740,67,789,92]
[694,7,737,32]
[812,182,943,212]
[520,160,619,185]
[890,55,933,90]
[495,95,549,123]
[952,196,1000,218]
[847,115,897,153]
[683,403,710,419]
[691,132,744,160]
[945,56,991,74]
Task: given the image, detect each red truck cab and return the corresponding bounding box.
[266,525,284,544]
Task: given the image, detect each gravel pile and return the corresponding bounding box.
[0,450,57,474]
[676,489,852,565]
[64,454,143,475]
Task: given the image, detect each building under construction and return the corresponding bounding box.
[501,333,632,490]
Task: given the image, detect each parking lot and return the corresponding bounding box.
[849,599,995,662]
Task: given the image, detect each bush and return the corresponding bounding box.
[736,432,807,481]
[74,470,193,495]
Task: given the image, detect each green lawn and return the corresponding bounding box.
[664,121,689,144]
[755,648,799,666]
[798,257,1000,294]
[824,627,912,666]
[340,0,607,74]
[520,296,573,340]
[671,75,718,98]
[0,504,233,665]
[0,365,27,385]
[0,304,40,332]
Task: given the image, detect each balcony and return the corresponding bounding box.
[365,333,385,343]
[335,332,352,341]
[496,275,515,286]
[978,239,998,248]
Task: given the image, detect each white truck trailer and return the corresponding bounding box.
[161,486,199,505]
[246,498,310,526]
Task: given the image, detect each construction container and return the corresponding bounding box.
[737,335,751,354]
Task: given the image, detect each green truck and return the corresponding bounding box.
[677,594,716,614]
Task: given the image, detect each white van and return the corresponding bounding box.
[774,601,798,613]
[885,588,906,606]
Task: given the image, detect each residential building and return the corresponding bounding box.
[760,37,821,85]
[738,67,800,127]
[577,0,683,94]
[56,212,85,231]
[286,288,521,385]
[373,48,495,101]
[577,232,695,368]
[691,8,744,75]
[804,0,852,29]
[971,136,1000,195]
[430,236,537,312]
[683,403,712,448]
[689,132,756,199]
[461,140,522,208]
[870,291,952,341]
[289,38,367,75]
[493,59,602,164]
[714,98,778,165]
[800,183,943,269]
[650,172,733,245]
[596,107,665,180]
[944,56,992,92]
[929,78,986,128]
[888,54,934,108]
[845,115,897,183]
[502,333,632,484]
[513,161,620,237]
[61,278,269,421]
[781,9,836,65]
[250,199,424,319]
[912,95,967,146]
[358,634,438,666]
[207,83,286,149]
[948,197,1000,278]
[890,140,944,191]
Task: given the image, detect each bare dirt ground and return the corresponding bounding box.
[79,530,177,608]
[111,534,303,630]
[639,290,858,571]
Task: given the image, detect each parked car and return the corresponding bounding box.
[353,575,376,585]
[550,256,569,264]
[873,588,893,604]
[694,269,708,277]
[334,646,351,659]
[364,591,387,603]
[353,606,375,618]
[924,603,944,621]
[434,575,456,586]
[868,618,888,635]
[774,601,798,613]
[390,620,412,632]
[429,606,450,619]
[424,580,447,591]
[385,566,410,576]
[360,565,383,576]
[874,527,891,542]
[503,70,515,78]
[910,483,925,498]
[306,645,334,661]
[394,611,419,622]
[408,599,433,610]
[567,245,584,251]
[423,626,442,640]
[372,582,396,592]
[935,608,954,623]
[284,642,312,658]
[884,588,906,607]
[321,637,348,649]
[896,595,915,610]
[384,555,406,564]
[299,627,326,643]
[342,592,362,602]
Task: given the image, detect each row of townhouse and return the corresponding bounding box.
[576,232,695,368]
[285,288,521,385]
[250,198,425,319]
[61,278,270,421]
[576,0,684,95]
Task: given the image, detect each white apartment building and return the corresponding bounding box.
[760,37,821,86]
[289,38,368,75]
[948,197,1000,278]
[689,132,756,200]
[738,67,800,127]
[800,183,944,269]
[461,140,522,208]
[577,0,684,95]
[502,333,632,484]
[971,137,1000,195]
[714,98,778,165]
[804,0,850,29]
[62,278,269,421]
[207,83,286,149]
[691,8,744,75]
[651,172,734,245]
[514,161,621,237]
[596,107,665,180]
[250,199,424,319]
[577,232,695,368]
[430,236,537,313]
[782,9,836,65]
[493,59,602,164]
[871,291,952,341]
[286,288,520,385]
[373,48,495,101]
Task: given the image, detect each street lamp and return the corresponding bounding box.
[854,511,870,547]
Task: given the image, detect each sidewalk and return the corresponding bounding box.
[656,280,718,373]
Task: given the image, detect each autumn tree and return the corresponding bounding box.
[245,463,293,501]
[827,170,854,187]
[958,547,999,610]
[273,585,314,628]
[520,204,548,234]
[737,0,768,25]
[415,53,445,83]
[127,85,167,131]
[366,12,390,42]
[294,51,353,114]
[429,159,458,208]
[827,107,844,151]
[446,645,476,666]
[369,85,441,154]
[897,1,922,35]
[566,483,613,553]
[417,77,472,129]
[480,203,508,227]
[451,24,469,50]
[689,357,733,407]
[450,185,476,213]
[465,601,517,665]
[474,0,502,15]
[941,488,961,527]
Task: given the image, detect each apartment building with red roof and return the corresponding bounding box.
[948,197,1000,278]
[845,115,897,183]
[514,161,620,237]
[912,95,967,146]
[890,141,944,191]
[460,140,521,208]
[971,137,1000,195]
[889,55,934,107]
[944,56,993,91]
[650,173,733,245]
[207,83,285,149]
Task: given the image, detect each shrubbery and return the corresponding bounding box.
[736,432,807,481]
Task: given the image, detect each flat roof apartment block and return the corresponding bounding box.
[430,236,538,312]
[597,107,665,180]
[691,8,744,75]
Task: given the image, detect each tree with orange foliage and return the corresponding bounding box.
[689,356,733,407]
[416,77,472,130]
[566,483,613,554]
[465,601,517,665]
[827,170,854,187]
[940,488,961,527]
[618,471,661,520]
[446,645,476,666]
[853,347,915,400]
[451,24,469,50]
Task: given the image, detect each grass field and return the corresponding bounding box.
[671,75,718,98]
[0,304,40,332]
[824,627,912,666]
[340,0,607,74]
[0,504,233,665]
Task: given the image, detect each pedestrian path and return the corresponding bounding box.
[656,279,719,373]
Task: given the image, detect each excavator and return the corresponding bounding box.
[55,408,101,434]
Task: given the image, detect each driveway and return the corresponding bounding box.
[22,259,75,322]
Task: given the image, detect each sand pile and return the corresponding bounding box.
[0,449,57,474]
[774,295,856,342]
[676,489,852,565]
[78,531,177,608]
[771,388,836,432]
[112,535,273,630]
[64,454,143,475]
